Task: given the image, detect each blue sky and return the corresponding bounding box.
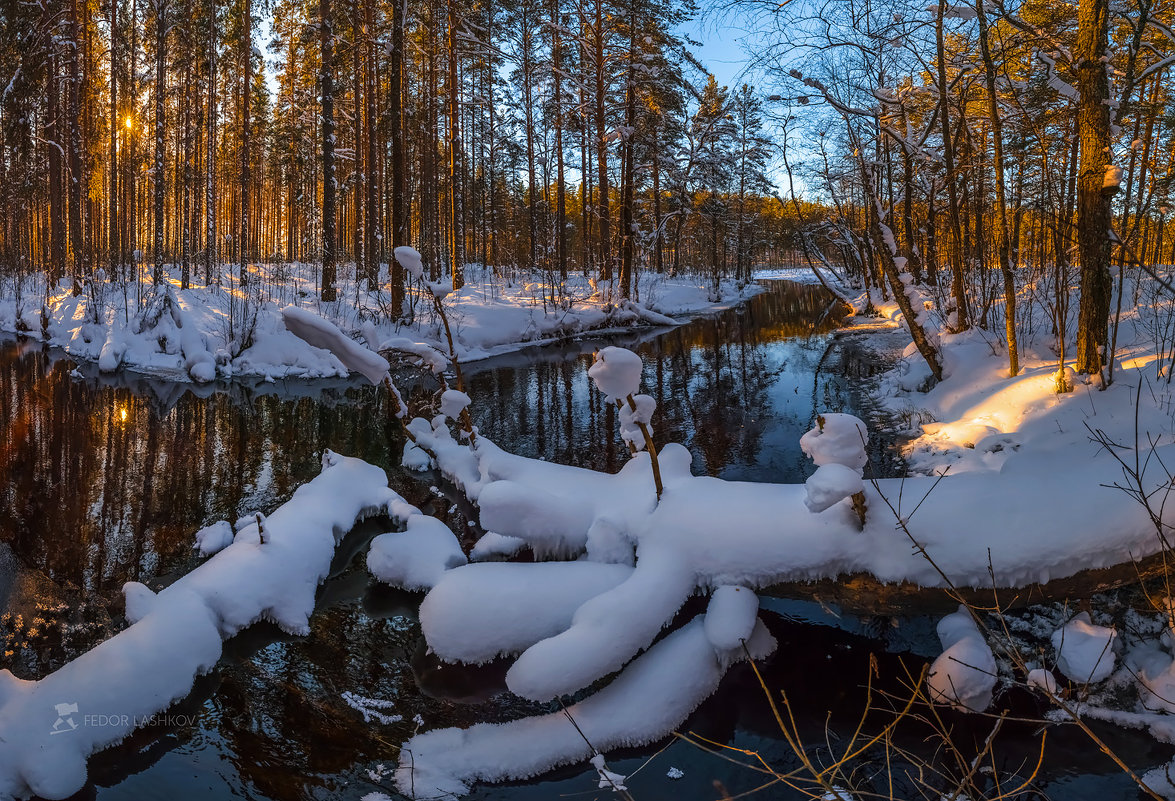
[684,18,753,91]
[686,15,756,92]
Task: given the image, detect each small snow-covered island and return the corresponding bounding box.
[9,0,1175,797]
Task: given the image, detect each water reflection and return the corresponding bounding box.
[465,281,849,482]
[0,342,413,678]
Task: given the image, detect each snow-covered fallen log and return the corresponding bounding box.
[394,615,776,799]
[0,452,398,801]
[368,321,1175,794]
[383,385,1175,720]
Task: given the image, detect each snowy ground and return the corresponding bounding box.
[0,262,762,384]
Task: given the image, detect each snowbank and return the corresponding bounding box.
[0,265,761,384]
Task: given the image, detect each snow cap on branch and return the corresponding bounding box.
[394,245,425,281]
[440,389,471,422]
[803,463,865,513]
[1103,165,1123,195]
[619,394,656,451]
[589,347,644,402]
[927,606,996,712]
[926,2,977,19]
[800,413,868,471]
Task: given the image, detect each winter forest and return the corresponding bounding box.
[16,0,1175,798]
[0,0,787,301]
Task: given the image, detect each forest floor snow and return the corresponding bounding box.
[0,262,761,383]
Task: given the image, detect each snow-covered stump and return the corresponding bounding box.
[800,413,869,529]
[0,453,398,801]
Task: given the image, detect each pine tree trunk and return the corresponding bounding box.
[181,67,192,288]
[652,147,662,274]
[205,0,216,284]
[321,0,338,300]
[935,3,968,330]
[522,6,538,273]
[552,0,566,281]
[153,0,166,285]
[593,0,610,285]
[239,0,251,286]
[975,0,1019,376]
[48,49,66,287]
[109,0,120,276]
[70,0,86,294]
[364,0,378,288]
[351,0,364,277]
[618,13,635,300]
[1075,0,1113,375]
[447,0,463,289]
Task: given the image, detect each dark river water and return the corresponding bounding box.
[0,280,1167,800]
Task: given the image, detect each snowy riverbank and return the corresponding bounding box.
[0,264,763,384]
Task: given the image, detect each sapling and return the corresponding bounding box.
[588,346,663,499]
[800,413,868,528]
[395,245,477,445]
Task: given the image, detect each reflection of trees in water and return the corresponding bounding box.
[201,600,548,800]
[465,281,845,483]
[0,343,405,605]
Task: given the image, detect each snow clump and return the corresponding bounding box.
[619,394,656,451]
[804,463,865,513]
[927,605,996,712]
[1051,612,1118,683]
[194,520,235,556]
[800,413,868,470]
[439,389,472,422]
[801,414,868,513]
[394,245,425,280]
[589,346,644,402]
[281,305,391,385]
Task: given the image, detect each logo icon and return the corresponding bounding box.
[50,702,79,735]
